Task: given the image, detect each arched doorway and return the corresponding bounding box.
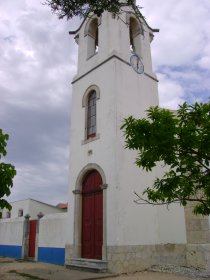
[82,170,103,260]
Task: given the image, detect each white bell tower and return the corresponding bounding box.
[65,2,187,274]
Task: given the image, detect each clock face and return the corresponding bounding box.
[130,54,144,74]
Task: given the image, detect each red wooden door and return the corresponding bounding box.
[29,220,37,257]
[82,170,103,260]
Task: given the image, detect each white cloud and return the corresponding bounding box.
[140,0,210,67]
[138,0,210,106]
[0,0,76,205]
[157,73,185,110]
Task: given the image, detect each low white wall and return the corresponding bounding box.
[0,218,24,245]
[0,218,24,258]
[38,213,68,248]
[38,213,68,265]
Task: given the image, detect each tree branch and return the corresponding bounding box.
[133,192,180,206]
[134,191,210,206]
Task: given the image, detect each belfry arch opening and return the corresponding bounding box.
[129,16,143,55]
[85,17,99,59]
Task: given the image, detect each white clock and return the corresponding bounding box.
[130,53,144,74]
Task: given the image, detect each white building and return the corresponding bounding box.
[0,198,66,263]
[65,1,210,274]
[1,198,65,219]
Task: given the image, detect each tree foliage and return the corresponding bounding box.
[121,102,210,215]
[0,129,16,210]
[44,0,137,20]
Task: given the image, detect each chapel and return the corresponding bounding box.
[65,0,210,273]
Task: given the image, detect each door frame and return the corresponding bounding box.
[72,163,108,260]
[29,220,37,258]
[82,170,103,259]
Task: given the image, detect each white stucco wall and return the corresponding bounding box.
[157,204,186,243]
[68,57,187,247]
[67,4,187,250]
[0,218,24,245]
[38,213,68,248]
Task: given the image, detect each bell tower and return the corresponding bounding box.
[65,2,187,274]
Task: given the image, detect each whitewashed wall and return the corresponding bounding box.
[0,212,68,265]
[39,213,68,247]
[67,6,187,249]
[67,58,187,246]
[38,213,68,265]
[0,218,24,258]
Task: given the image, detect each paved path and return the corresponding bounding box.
[0,257,208,280]
[0,258,113,280]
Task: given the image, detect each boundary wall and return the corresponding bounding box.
[0,218,24,258]
[38,213,68,265]
[0,213,68,265]
[0,210,210,271]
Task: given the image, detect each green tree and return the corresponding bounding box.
[0,129,16,210]
[44,0,141,20]
[121,102,210,215]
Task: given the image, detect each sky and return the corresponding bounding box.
[0,0,210,206]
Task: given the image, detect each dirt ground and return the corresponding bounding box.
[0,257,208,280]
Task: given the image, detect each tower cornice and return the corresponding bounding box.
[71,52,158,84]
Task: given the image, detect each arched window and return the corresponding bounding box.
[87,91,96,139]
[85,17,99,59]
[82,85,100,142]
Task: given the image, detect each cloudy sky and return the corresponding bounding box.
[1,0,210,206]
